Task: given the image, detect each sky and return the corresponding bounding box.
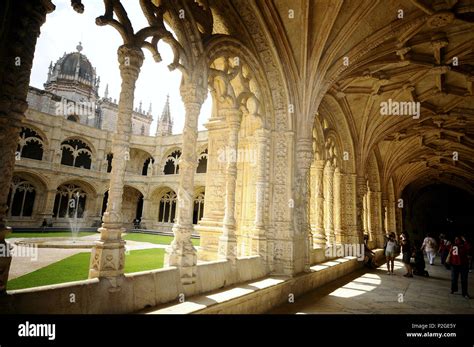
[30,0,212,135]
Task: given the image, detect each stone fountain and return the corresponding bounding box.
[15,193,97,249]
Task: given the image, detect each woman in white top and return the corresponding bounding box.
[384,232,398,275]
[421,233,437,265]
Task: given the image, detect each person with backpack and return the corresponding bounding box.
[421,233,437,265]
[384,232,398,275]
[448,236,471,299]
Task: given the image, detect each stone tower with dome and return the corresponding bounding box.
[29,42,153,134]
[44,42,99,104]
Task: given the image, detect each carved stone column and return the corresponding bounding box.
[324,162,335,244]
[294,138,314,271]
[367,189,384,247]
[0,0,55,294]
[333,167,343,244]
[395,203,403,236]
[311,160,326,247]
[345,173,358,244]
[166,83,206,284]
[388,198,397,234]
[89,45,144,279]
[218,109,242,263]
[195,116,227,261]
[367,188,375,242]
[374,191,384,247]
[252,128,270,259]
[356,176,368,244]
[382,197,389,235]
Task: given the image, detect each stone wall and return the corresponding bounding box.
[0,255,266,314]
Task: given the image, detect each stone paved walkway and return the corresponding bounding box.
[270,255,474,314]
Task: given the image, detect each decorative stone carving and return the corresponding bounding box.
[294,138,313,271]
[252,128,270,260]
[333,167,343,244]
[356,176,368,244]
[311,160,326,247]
[89,45,144,279]
[324,161,335,245]
[218,108,242,263]
[166,82,207,283]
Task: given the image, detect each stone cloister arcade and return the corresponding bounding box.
[0,0,473,314]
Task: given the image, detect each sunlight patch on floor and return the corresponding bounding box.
[329,273,381,298]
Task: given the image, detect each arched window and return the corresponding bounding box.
[17,127,44,160]
[163,150,181,175]
[101,191,109,217]
[67,115,79,122]
[142,157,154,176]
[158,190,177,224]
[193,191,205,224]
[53,184,87,219]
[106,153,113,173]
[61,139,92,169]
[196,149,208,173]
[7,176,36,217]
[141,125,145,135]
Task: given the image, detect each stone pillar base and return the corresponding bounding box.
[311,227,326,249]
[326,232,336,245]
[218,227,237,263]
[165,225,197,285]
[195,219,223,261]
[251,227,267,260]
[89,229,126,279]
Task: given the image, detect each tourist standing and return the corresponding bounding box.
[421,233,437,265]
[413,240,429,277]
[384,232,398,275]
[400,232,413,277]
[448,236,471,299]
[439,233,451,269]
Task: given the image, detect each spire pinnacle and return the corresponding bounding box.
[156,94,173,136]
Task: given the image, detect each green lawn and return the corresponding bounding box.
[6,231,200,247]
[7,248,165,291]
[7,231,96,239]
[123,233,200,246]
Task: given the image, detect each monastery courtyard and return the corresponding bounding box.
[0,2,473,344]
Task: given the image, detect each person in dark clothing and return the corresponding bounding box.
[413,240,429,277]
[439,233,451,269]
[400,232,413,277]
[363,234,376,269]
[448,236,471,299]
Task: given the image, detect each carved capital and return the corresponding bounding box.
[181,82,208,105]
[296,138,314,172]
[118,45,144,77]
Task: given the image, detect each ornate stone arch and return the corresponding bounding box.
[60,136,96,156]
[205,35,275,131]
[8,171,48,219]
[320,94,357,174]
